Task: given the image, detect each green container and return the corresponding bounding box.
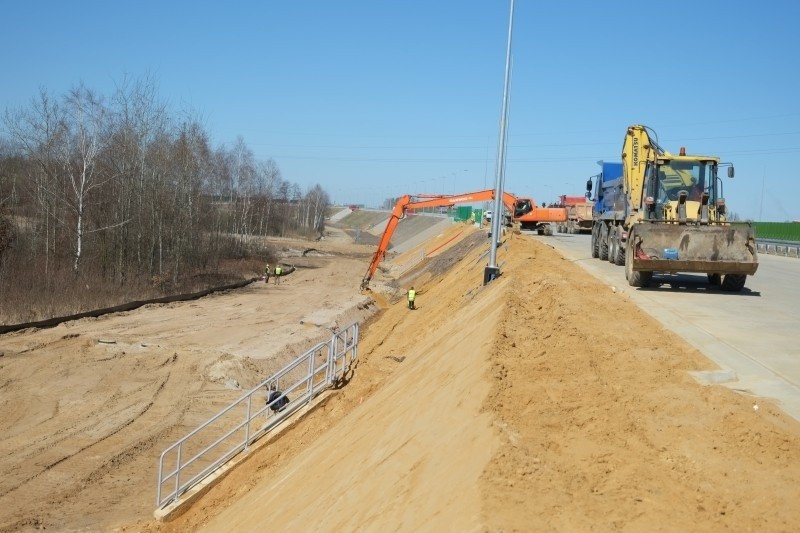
[455,206,473,222]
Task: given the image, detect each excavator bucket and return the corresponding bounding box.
[629,222,759,275]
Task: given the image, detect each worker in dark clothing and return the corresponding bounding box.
[267,386,289,412]
[264,264,271,284]
[407,286,416,310]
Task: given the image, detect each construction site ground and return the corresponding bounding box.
[1,217,800,532]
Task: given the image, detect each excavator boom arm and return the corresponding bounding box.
[361,189,516,289]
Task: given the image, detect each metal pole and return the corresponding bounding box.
[485,0,515,285]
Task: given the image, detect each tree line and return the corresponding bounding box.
[0,77,330,319]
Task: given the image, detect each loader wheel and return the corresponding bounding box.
[591,226,599,258]
[721,274,746,292]
[707,273,722,286]
[625,231,652,288]
[599,224,609,260]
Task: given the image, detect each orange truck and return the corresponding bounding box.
[556,194,594,234]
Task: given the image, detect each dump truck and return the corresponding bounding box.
[556,195,594,234]
[588,162,625,262]
[588,125,758,291]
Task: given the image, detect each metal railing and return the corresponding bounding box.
[756,238,800,258]
[156,322,359,509]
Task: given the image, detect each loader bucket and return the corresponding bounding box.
[629,221,758,275]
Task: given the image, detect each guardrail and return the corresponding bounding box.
[155,322,359,510]
[757,238,800,258]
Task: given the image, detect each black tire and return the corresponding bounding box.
[707,273,722,286]
[625,231,652,287]
[613,230,626,266]
[591,225,599,258]
[599,224,609,260]
[607,227,617,264]
[721,274,746,292]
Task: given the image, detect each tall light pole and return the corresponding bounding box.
[485,0,515,285]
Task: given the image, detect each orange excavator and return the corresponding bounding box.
[360,189,566,289]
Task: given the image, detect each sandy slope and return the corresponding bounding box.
[0,231,376,532]
[3,225,800,532]
[150,229,800,532]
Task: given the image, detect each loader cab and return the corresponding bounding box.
[649,160,719,217]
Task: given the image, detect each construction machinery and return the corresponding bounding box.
[556,195,593,234]
[360,189,516,289]
[513,199,567,234]
[589,161,625,263]
[589,124,758,291]
[361,188,563,289]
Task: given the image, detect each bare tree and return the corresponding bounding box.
[60,84,109,272]
[3,88,67,277]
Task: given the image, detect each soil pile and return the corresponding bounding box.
[2,226,800,532]
[153,230,800,532]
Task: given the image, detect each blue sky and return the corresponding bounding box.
[2,0,799,220]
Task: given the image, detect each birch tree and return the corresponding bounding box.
[61,84,108,272]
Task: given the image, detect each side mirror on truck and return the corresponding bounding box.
[727,166,735,178]
[586,178,593,192]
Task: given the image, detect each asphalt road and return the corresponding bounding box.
[525,230,800,422]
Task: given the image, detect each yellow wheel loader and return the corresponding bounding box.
[612,125,758,291]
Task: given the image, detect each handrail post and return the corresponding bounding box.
[244,394,252,450]
[174,444,182,503]
[328,336,336,384]
[307,348,315,399]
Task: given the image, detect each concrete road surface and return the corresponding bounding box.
[527,231,800,422]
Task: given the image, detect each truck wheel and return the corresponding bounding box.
[599,224,609,260]
[613,230,626,266]
[625,231,652,287]
[591,226,599,258]
[721,274,746,292]
[607,227,617,264]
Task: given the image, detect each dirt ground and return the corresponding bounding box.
[3,224,800,532]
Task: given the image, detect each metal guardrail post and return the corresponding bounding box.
[244,395,252,451]
[175,445,182,505]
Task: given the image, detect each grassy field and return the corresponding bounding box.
[753,222,800,241]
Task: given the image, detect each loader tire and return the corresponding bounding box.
[599,224,609,261]
[721,274,746,292]
[707,273,722,286]
[625,231,652,288]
